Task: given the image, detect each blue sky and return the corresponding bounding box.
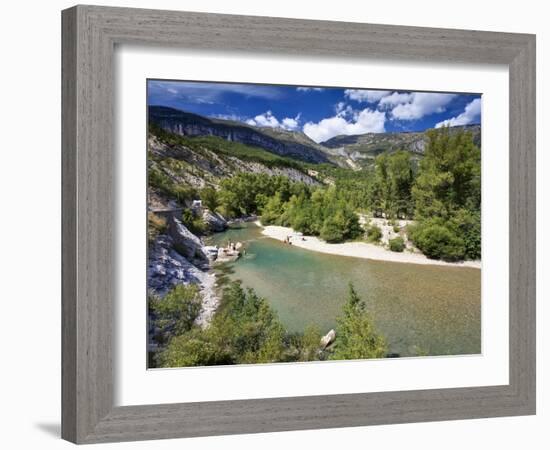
[147,80,481,144]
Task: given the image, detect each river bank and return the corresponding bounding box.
[258,222,481,269]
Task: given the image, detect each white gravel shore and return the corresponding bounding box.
[258,223,481,269]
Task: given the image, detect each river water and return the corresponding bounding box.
[207,222,481,357]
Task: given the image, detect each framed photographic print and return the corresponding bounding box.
[62,5,536,444]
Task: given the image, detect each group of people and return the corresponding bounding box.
[283,234,306,245]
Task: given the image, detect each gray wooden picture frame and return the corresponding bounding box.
[61,5,536,444]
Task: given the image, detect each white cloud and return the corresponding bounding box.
[344,89,391,103]
[435,98,482,128]
[390,92,457,120]
[296,87,325,92]
[378,92,413,108]
[246,111,301,131]
[303,108,386,143]
[335,102,354,118]
[281,116,300,130]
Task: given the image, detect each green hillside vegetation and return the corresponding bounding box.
[150,123,306,171]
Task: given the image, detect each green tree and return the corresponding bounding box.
[413,128,481,220]
[200,187,219,211]
[388,151,415,218]
[408,128,481,261]
[149,284,202,340]
[449,209,481,260]
[370,151,415,219]
[330,283,387,360]
[320,215,345,243]
[260,192,285,225]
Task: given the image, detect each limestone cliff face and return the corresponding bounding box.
[148,106,330,164]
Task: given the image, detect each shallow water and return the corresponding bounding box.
[207,223,481,357]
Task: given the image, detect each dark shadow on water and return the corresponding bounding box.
[35,422,61,438]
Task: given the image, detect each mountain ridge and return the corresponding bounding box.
[149,105,481,169]
[148,106,330,164]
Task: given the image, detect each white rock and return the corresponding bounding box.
[320,329,336,349]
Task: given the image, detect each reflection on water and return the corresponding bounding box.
[207,223,481,357]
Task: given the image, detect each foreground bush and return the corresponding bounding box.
[157,282,288,367]
[149,284,202,343]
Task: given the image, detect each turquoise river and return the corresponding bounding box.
[207,222,481,357]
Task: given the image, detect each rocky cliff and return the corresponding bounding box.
[149,106,330,164]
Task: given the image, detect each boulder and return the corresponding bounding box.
[320,329,336,349]
[167,216,209,266]
[203,245,219,262]
[202,209,227,232]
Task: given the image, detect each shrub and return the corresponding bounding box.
[393,225,400,233]
[200,187,219,211]
[365,224,382,243]
[148,212,167,243]
[149,284,202,338]
[412,223,466,261]
[181,209,207,235]
[299,325,323,361]
[389,236,405,252]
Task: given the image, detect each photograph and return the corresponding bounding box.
[146,80,482,368]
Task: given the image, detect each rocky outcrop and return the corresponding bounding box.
[202,209,227,232]
[148,234,219,327]
[149,235,204,294]
[167,216,209,267]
